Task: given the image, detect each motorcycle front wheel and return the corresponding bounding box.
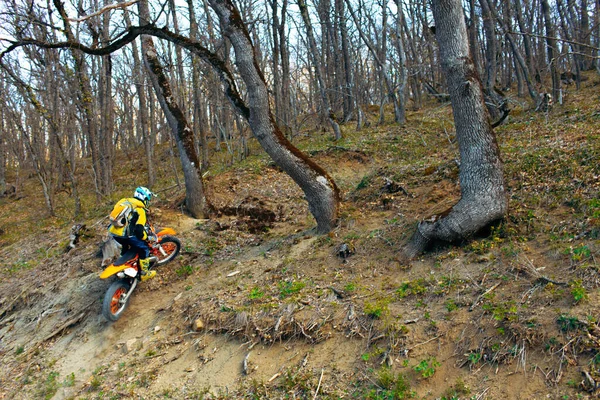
[102,280,131,322]
[153,236,181,266]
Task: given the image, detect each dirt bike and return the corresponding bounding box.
[99,227,181,321]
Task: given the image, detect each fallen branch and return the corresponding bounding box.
[243,352,251,375]
[469,282,501,311]
[313,368,324,400]
[407,335,442,351]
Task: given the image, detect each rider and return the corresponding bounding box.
[108,186,156,281]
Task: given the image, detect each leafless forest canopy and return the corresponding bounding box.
[0,0,597,215]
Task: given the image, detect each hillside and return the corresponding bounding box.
[0,79,599,399]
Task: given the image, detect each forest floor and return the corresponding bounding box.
[1,77,600,400]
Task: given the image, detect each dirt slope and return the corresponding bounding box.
[1,85,600,399]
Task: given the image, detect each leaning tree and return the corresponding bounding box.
[2,0,340,233]
[402,0,508,259]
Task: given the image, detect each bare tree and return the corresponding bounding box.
[137,0,212,218]
[402,0,508,259]
[541,0,562,102]
[345,0,405,124]
[297,0,343,140]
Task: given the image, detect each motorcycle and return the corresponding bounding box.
[99,227,181,321]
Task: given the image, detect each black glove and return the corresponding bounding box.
[134,224,145,240]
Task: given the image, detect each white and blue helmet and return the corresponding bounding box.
[133,186,154,207]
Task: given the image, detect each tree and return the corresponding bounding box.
[137,0,212,218]
[297,0,343,140]
[345,0,406,124]
[402,0,508,259]
[209,0,340,232]
[541,0,562,102]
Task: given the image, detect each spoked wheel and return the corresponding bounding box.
[102,280,131,322]
[152,236,181,266]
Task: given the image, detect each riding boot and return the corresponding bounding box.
[139,258,156,281]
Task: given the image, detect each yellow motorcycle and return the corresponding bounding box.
[99,227,181,321]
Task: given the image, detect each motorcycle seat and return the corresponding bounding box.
[114,250,139,266]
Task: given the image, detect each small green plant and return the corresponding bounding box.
[249,287,264,300]
[344,282,356,292]
[202,237,223,256]
[413,357,441,378]
[63,372,75,387]
[482,301,518,322]
[372,368,414,399]
[145,349,157,357]
[15,345,24,355]
[445,299,458,312]
[396,279,427,298]
[557,314,582,332]
[570,244,591,261]
[175,264,194,277]
[570,280,588,303]
[364,299,389,319]
[278,280,306,298]
[38,371,60,400]
[356,175,371,190]
[467,351,482,365]
[441,378,471,399]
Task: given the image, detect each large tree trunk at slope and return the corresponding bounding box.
[402,0,508,260]
[209,0,340,233]
[138,0,212,218]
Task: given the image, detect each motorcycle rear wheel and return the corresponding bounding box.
[102,280,131,322]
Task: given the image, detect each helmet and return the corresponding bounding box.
[133,186,153,207]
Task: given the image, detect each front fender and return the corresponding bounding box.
[157,227,176,237]
[99,264,129,279]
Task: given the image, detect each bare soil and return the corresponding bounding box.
[1,81,599,399]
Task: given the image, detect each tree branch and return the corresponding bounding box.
[0,24,250,118]
[67,0,139,22]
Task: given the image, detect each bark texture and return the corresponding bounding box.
[402,0,508,260]
[209,0,340,233]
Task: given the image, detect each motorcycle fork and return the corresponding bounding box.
[120,278,138,305]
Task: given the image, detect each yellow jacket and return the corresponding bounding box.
[108,198,148,239]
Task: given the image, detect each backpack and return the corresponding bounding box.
[109,200,134,229]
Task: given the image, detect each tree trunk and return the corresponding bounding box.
[402,0,508,260]
[53,0,104,198]
[122,4,155,187]
[541,0,562,102]
[485,0,539,102]
[138,0,212,218]
[297,0,343,140]
[393,0,408,124]
[345,0,405,124]
[188,0,210,171]
[336,0,354,121]
[209,0,340,233]
[0,104,6,197]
